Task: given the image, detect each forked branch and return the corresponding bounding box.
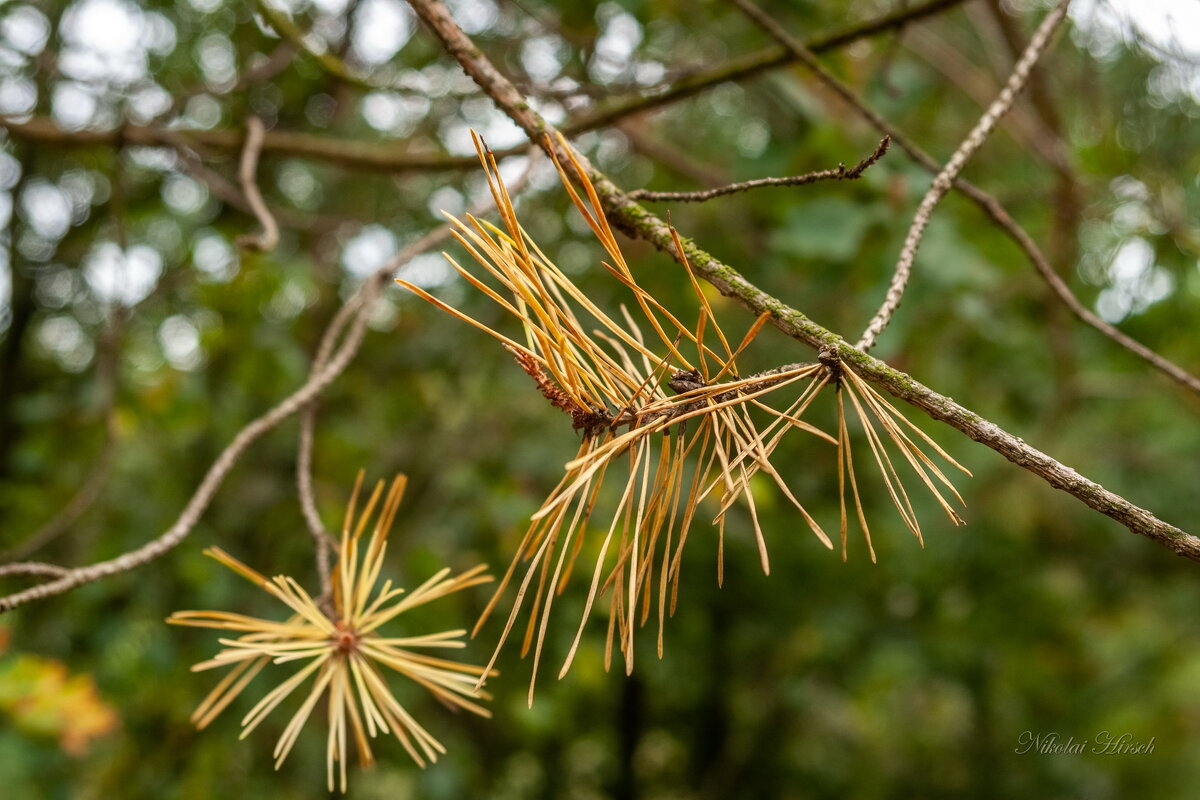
[627,137,890,203]
[849,0,1070,351]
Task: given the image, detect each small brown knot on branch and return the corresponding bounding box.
[818,346,842,388]
[668,368,707,395]
[505,345,613,437]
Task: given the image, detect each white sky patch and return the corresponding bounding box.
[162,173,209,216]
[361,91,430,136]
[193,232,238,282]
[0,152,20,190]
[127,84,173,123]
[634,60,666,86]
[352,0,415,65]
[396,252,452,289]
[60,0,147,83]
[197,33,237,87]
[341,225,397,279]
[529,96,566,126]
[0,76,36,116]
[480,113,527,150]
[60,171,96,225]
[0,249,10,332]
[440,118,479,156]
[126,147,178,172]
[83,242,163,306]
[362,91,404,130]
[21,181,72,241]
[521,35,566,83]
[52,81,99,131]
[2,5,51,56]
[452,97,528,151]
[1071,0,1200,101]
[496,154,531,190]
[38,314,94,372]
[183,93,223,128]
[60,170,96,206]
[0,193,14,233]
[1096,236,1175,322]
[591,4,643,84]
[447,0,499,36]
[312,12,347,44]
[159,314,202,370]
[311,0,353,14]
[276,162,321,208]
[36,267,79,310]
[426,185,465,219]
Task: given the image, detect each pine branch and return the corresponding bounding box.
[402,0,1200,563]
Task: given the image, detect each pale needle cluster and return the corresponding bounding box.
[169,473,493,792]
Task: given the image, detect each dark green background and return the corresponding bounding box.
[2,0,1198,797]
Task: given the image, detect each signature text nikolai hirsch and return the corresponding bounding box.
[1015,731,1156,755]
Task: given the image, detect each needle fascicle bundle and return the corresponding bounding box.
[399,132,969,703]
[169,473,493,792]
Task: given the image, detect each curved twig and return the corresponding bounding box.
[627,137,889,203]
[297,400,336,603]
[848,0,1070,351]
[0,562,70,580]
[234,117,280,252]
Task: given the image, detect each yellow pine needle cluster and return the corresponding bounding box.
[400,134,832,700]
[398,132,969,702]
[791,359,971,562]
[168,474,493,792]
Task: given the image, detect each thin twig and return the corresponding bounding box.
[627,137,889,203]
[0,562,70,579]
[850,0,1070,351]
[297,401,335,603]
[234,117,280,252]
[257,0,389,92]
[164,135,343,234]
[726,0,1200,396]
[403,0,1200,562]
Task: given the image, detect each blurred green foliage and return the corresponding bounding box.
[2,0,1199,798]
